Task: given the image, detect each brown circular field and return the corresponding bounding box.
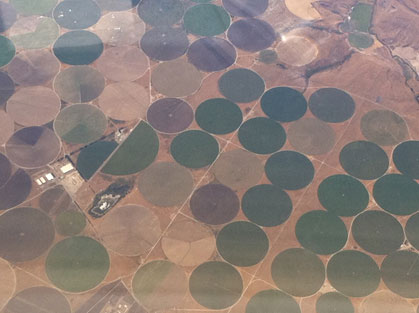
[151,59,202,97]
[0,111,14,146]
[4,286,71,313]
[98,82,149,121]
[93,12,145,46]
[277,35,318,66]
[0,169,32,211]
[212,149,264,191]
[138,161,194,207]
[6,126,61,168]
[98,204,162,256]
[360,291,415,313]
[7,49,60,86]
[0,258,15,310]
[6,86,61,126]
[39,185,72,216]
[0,207,55,262]
[162,219,216,267]
[96,46,149,82]
[288,117,336,155]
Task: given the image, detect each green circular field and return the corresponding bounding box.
[46,236,109,292]
[0,36,15,68]
[352,210,404,255]
[246,289,301,313]
[261,87,307,122]
[406,212,419,250]
[77,141,118,180]
[216,221,269,267]
[55,210,86,237]
[183,4,230,36]
[170,130,219,168]
[271,248,325,297]
[373,174,419,215]
[242,184,292,227]
[137,0,184,27]
[393,141,419,179]
[327,250,380,297]
[219,68,265,103]
[195,98,243,135]
[316,292,354,313]
[295,210,347,255]
[11,0,57,15]
[317,174,369,216]
[238,117,286,154]
[54,104,108,144]
[189,261,243,309]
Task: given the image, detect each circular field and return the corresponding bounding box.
[0,207,55,262]
[6,126,61,169]
[288,118,336,155]
[360,290,415,313]
[4,286,71,313]
[189,261,243,309]
[246,289,301,313]
[223,0,268,17]
[258,49,278,64]
[317,174,369,216]
[352,210,404,255]
[0,72,14,106]
[138,162,194,207]
[261,87,307,122]
[132,260,187,310]
[141,26,189,61]
[188,37,236,72]
[393,141,419,179]
[39,185,72,215]
[7,86,61,126]
[0,169,32,211]
[265,150,314,190]
[98,82,148,121]
[219,68,265,103]
[96,0,140,11]
[406,212,419,249]
[53,30,103,65]
[53,0,101,30]
[170,130,219,168]
[77,140,118,180]
[7,50,60,86]
[271,248,325,297]
[147,98,194,134]
[101,121,159,176]
[228,18,276,52]
[93,12,145,47]
[162,219,215,267]
[0,35,15,68]
[308,88,355,123]
[54,66,105,103]
[54,104,107,144]
[96,46,149,82]
[0,2,16,33]
[327,250,380,297]
[190,183,240,225]
[138,0,184,27]
[212,149,264,190]
[373,174,419,215]
[152,59,202,97]
[0,111,14,146]
[217,221,269,267]
[295,210,347,255]
[238,117,286,154]
[276,35,318,67]
[196,98,242,135]
[361,110,408,146]
[349,32,374,49]
[10,0,57,15]
[184,4,230,36]
[9,16,59,50]
[381,251,419,298]
[0,153,11,188]
[0,258,15,310]
[316,292,354,313]
[46,236,110,292]
[339,140,389,180]
[55,210,86,237]
[242,184,292,227]
[98,205,161,256]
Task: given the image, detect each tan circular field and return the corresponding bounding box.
[98,82,149,121]
[360,291,415,313]
[96,46,149,82]
[98,204,161,256]
[6,86,61,126]
[93,12,145,46]
[277,35,318,66]
[284,0,321,20]
[0,258,16,311]
[162,219,216,267]
[0,111,14,145]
